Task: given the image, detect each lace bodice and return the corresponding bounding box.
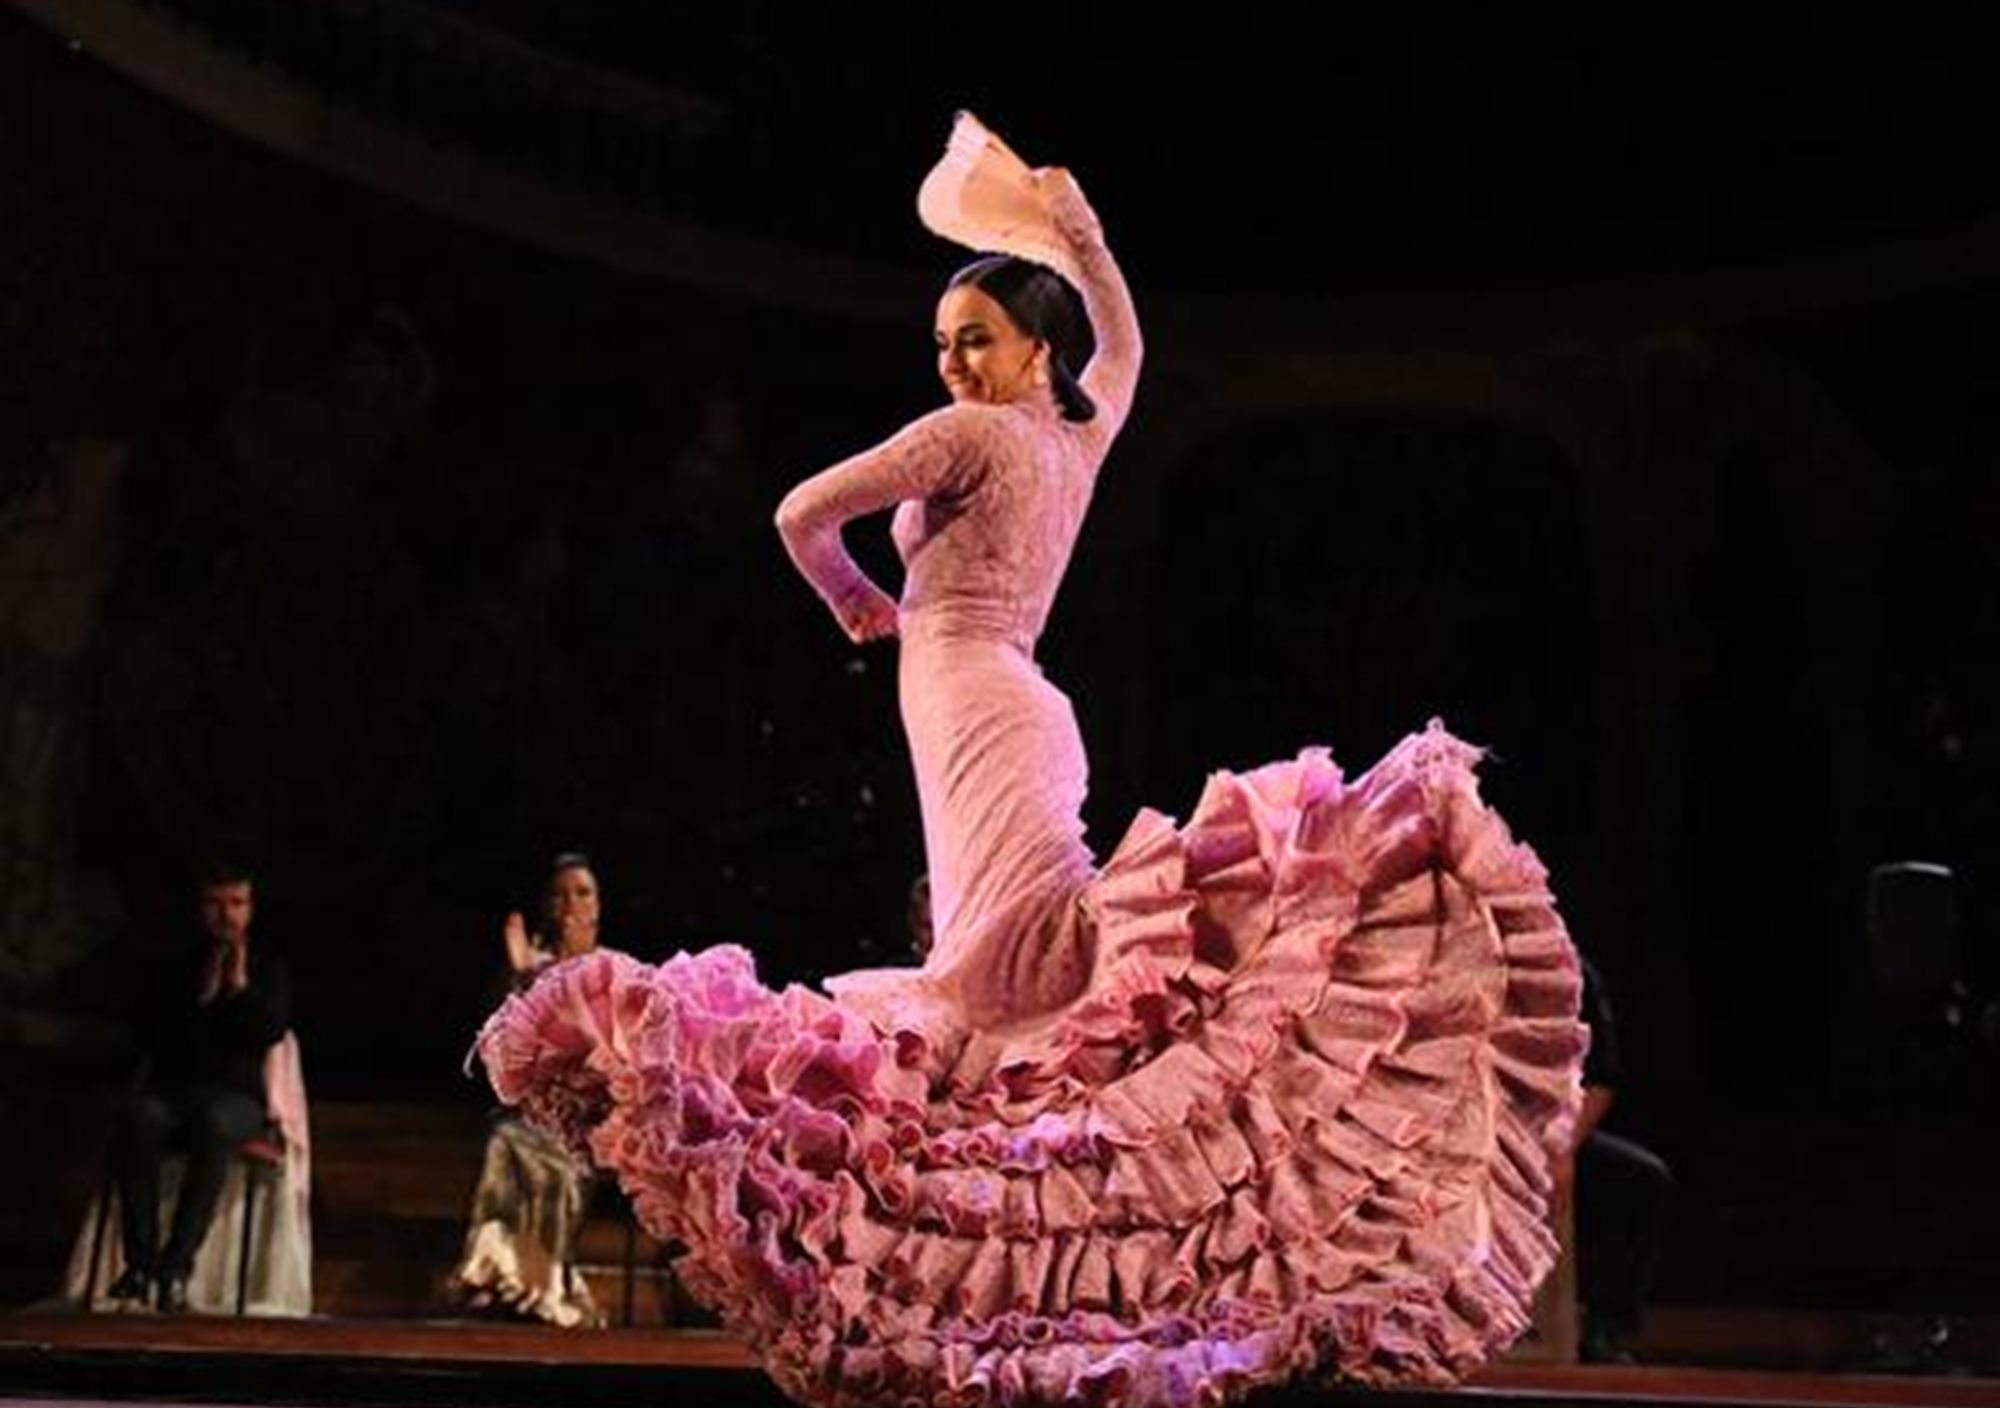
[776,184,1141,653]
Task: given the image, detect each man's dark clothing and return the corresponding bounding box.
[118,940,292,1277]
[1576,958,1673,1349]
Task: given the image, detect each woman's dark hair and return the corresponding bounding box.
[548,850,593,880]
[535,851,597,949]
[947,256,1096,423]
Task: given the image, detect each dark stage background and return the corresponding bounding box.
[2,4,1995,1324]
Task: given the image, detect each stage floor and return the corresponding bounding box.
[4,1313,1999,1408]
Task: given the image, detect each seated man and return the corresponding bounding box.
[109,864,292,1313]
[1568,957,1675,1363]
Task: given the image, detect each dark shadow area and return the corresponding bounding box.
[2,1,1996,1381]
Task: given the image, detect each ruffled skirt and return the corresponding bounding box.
[476,723,1586,1406]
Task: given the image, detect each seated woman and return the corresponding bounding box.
[448,853,606,1327]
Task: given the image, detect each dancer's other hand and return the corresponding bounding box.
[836,581,900,644]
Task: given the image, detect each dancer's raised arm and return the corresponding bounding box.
[1037,169,1143,439]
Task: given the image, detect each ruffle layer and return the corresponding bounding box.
[477,722,1585,1407]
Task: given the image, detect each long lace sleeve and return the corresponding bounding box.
[1043,179,1143,438]
[775,404,986,618]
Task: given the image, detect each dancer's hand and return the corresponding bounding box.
[1031,165,1077,197]
[835,581,900,644]
[1031,165,1102,244]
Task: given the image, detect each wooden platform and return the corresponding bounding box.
[6,1091,1998,1399]
[3,1314,1998,1408]
[0,1097,700,1326]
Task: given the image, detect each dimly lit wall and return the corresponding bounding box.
[4,10,1995,1132]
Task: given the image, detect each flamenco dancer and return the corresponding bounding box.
[479,114,1587,1407]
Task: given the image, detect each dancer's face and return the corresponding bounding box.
[545,865,600,956]
[935,286,1047,406]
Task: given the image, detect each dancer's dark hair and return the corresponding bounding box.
[948,256,1097,423]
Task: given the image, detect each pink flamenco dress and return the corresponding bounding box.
[477,115,1587,1408]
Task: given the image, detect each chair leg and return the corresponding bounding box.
[236,1165,259,1316]
[621,1210,637,1328]
[84,1163,114,1310]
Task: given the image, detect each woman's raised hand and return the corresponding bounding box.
[1030,164,1074,195]
[1032,165,1103,247]
[502,911,540,974]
